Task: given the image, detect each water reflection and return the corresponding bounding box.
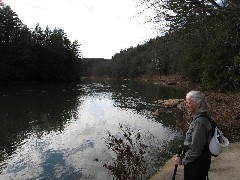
[0,80,186,179]
[0,83,81,161]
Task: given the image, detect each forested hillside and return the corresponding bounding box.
[89,0,240,91]
[1,1,239,91]
[0,3,81,82]
[84,0,240,90]
[81,58,110,77]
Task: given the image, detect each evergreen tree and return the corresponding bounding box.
[0,3,82,82]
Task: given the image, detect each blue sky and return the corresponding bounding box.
[3,0,157,59]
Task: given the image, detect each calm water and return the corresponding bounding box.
[0,79,186,179]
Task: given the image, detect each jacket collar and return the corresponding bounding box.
[192,112,208,120]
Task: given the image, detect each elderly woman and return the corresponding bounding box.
[175,91,212,180]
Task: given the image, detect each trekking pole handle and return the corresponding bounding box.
[172,145,182,180]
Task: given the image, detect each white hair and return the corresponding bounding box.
[186,90,209,112]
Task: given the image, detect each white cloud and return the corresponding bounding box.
[3,0,157,59]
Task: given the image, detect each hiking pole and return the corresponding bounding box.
[172,145,182,180]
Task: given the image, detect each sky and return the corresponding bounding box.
[3,0,158,59]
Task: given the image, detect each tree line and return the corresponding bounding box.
[83,0,240,91]
[1,1,240,91]
[0,3,81,82]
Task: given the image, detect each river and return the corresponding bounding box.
[0,79,186,179]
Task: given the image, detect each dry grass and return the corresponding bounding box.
[205,91,240,142]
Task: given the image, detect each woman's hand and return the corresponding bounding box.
[174,156,181,165]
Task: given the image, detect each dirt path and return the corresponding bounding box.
[151,142,240,180]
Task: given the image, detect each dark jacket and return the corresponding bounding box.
[182,112,212,165]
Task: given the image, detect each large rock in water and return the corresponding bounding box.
[152,108,166,116]
[152,99,185,116]
[161,99,184,107]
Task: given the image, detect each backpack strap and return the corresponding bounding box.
[194,114,214,148]
[194,114,217,137]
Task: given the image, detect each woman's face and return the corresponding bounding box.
[185,96,199,114]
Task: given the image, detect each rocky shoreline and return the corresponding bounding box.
[141,75,240,143]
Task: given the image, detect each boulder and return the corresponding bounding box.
[177,101,185,111]
[152,108,166,116]
[161,99,184,108]
[152,99,185,116]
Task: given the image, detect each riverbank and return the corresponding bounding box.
[82,75,240,142]
[145,75,240,179]
[138,74,240,142]
[151,142,240,180]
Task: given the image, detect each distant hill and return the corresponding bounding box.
[81,58,111,77]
